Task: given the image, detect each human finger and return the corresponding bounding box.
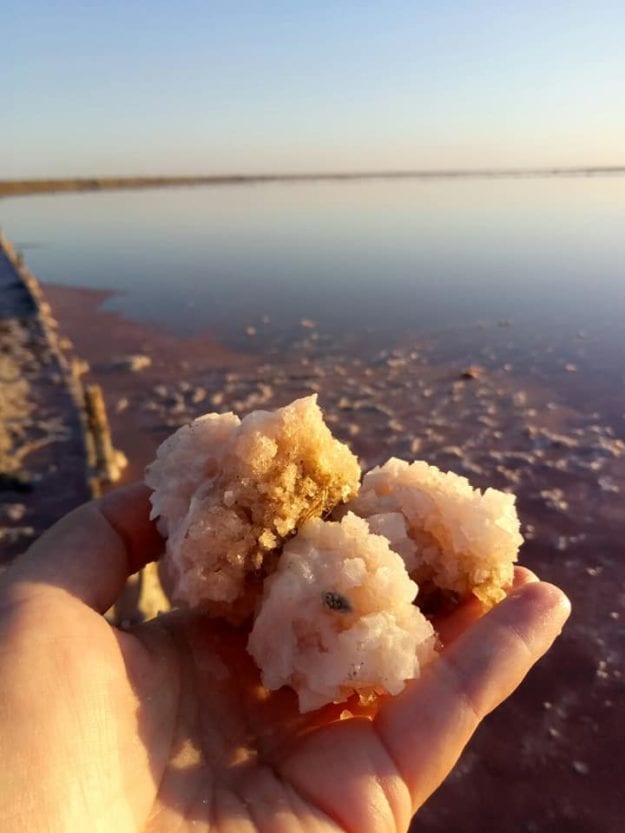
[375,580,570,811]
[0,483,163,613]
[511,565,539,587]
[434,566,540,646]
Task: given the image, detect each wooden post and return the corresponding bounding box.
[83,384,126,483]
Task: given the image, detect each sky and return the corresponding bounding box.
[3,1,625,178]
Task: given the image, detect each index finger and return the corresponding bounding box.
[0,483,163,614]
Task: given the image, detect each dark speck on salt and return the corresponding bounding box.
[322,591,353,613]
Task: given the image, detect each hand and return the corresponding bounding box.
[0,484,570,833]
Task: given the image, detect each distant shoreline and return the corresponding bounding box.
[1,166,624,198]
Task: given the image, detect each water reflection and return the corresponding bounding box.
[1,177,624,341]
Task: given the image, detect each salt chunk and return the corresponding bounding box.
[248,513,435,712]
[347,458,522,606]
[146,396,361,616]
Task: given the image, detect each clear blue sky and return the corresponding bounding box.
[3,1,624,177]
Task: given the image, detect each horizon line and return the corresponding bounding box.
[1,165,624,198]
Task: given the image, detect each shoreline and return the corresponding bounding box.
[0,232,122,561]
[42,283,250,484]
[2,165,625,198]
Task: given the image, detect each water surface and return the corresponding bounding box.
[2,177,624,346]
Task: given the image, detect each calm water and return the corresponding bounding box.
[2,177,625,347]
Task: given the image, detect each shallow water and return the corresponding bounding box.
[2,177,625,345]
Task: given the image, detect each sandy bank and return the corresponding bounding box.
[0,233,117,562]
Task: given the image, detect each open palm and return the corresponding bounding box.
[0,485,570,833]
